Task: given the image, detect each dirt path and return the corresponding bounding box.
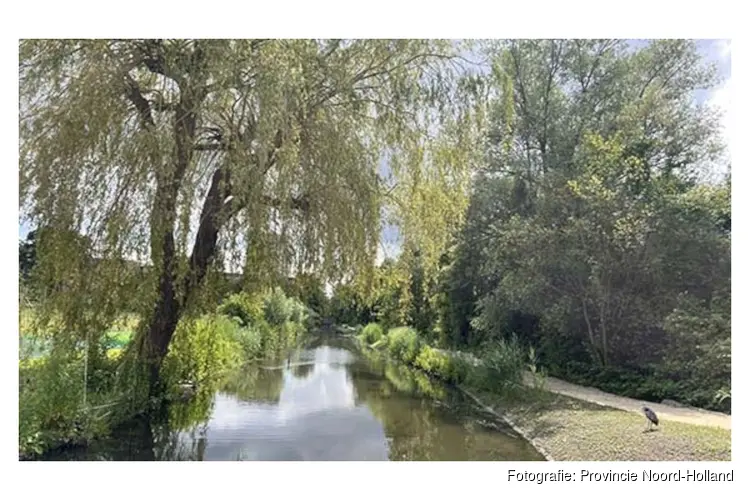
[524,373,731,430]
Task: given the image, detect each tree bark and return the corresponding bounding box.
[139,167,232,394]
[136,51,208,392]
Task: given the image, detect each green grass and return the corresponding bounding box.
[475,389,731,461]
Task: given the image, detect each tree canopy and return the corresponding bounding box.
[19,39,481,385]
[439,40,730,408]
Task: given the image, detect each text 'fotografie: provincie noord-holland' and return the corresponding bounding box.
[507,469,733,483]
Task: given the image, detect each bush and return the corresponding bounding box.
[281,320,306,346]
[254,318,279,353]
[232,326,263,361]
[161,314,243,388]
[361,323,385,345]
[457,337,526,392]
[19,353,114,458]
[482,337,526,386]
[263,287,294,326]
[414,346,452,379]
[218,292,264,327]
[288,300,309,325]
[217,288,309,360]
[386,327,422,364]
[304,309,321,330]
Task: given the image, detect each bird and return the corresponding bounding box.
[642,406,659,432]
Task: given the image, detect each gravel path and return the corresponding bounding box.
[525,373,731,430]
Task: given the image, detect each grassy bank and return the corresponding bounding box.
[473,389,731,461]
[353,322,731,461]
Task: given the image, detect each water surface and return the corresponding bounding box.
[44,335,545,461]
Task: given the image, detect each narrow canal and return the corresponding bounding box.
[42,334,545,461]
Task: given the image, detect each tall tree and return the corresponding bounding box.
[20,39,476,393]
[451,39,727,366]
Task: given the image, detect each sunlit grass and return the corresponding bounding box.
[476,390,731,461]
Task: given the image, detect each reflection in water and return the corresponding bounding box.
[41,337,544,461]
[194,346,388,460]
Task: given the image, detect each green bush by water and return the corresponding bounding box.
[355,320,530,399]
[19,287,312,459]
[414,346,449,376]
[263,287,308,327]
[386,327,422,364]
[19,353,119,458]
[161,314,244,389]
[482,337,526,386]
[215,288,310,359]
[361,323,385,345]
[218,292,264,327]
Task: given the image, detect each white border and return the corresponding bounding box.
[2,1,745,497]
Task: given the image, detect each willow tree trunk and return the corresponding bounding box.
[139,165,232,395]
[129,52,222,393]
[128,42,292,396]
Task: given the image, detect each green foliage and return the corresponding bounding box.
[18,39,733,462]
[283,273,329,315]
[329,283,376,327]
[414,346,458,382]
[161,314,243,389]
[217,292,264,328]
[361,323,385,345]
[482,337,526,387]
[385,327,422,364]
[231,326,263,361]
[20,40,478,380]
[369,261,411,329]
[213,288,309,360]
[19,352,118,459]
[101,318,136,350]
[450,40,730,411]
[281,320,306,346]
[526,346,547,390]
[263,287,299,326]
[310,40,729,413]
[287,300,308,326]
[406,249,438,337]
[658,289,731,411]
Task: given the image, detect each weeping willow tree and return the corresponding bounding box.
[19,39,480,395]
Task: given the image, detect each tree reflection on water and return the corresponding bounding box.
[41,337,544,461]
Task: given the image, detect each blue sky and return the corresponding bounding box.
[19,39,732,267]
